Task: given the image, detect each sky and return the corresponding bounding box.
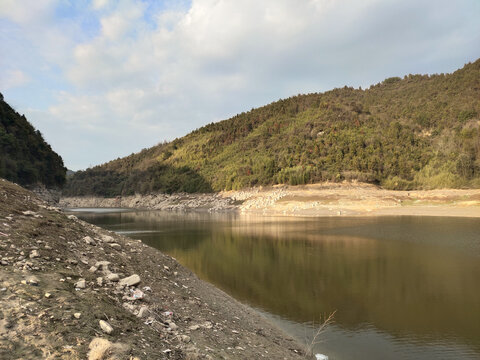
[1,0,479,171]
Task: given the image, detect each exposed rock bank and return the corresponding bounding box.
[60,192,237,212]
[0,179,306,359]
[61,182,480,218]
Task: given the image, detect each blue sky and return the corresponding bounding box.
[1,0,479,170]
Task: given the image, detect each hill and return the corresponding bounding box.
[0,93,66,188]
[64,59,480,196]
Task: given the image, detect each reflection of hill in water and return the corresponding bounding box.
[77,211,480,353]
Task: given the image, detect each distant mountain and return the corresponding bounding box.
[64,59,480,196]
[0,93,66,188]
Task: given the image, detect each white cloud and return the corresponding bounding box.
[0,0,56,24]
[0,69,30,89]
[1,0,479,170]
[93,0,110,10]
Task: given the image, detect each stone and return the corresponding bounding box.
[74,312,81,319]
[96,277,103,286]
[202,321,213,329]
[180,335,191,343]
[89,266,98,273]
[22,210,36,216]
[109,243,121,250]
[137,306,148,318]
[99,320,113,334]
[105,273,119,282]
[27,276,39,286]
[75,279,86,289]
[94,261,111,272]
[118,274,141,287]
[29,250,40,259]
[167,321,178,331]
[83,236,96,245]
[122,302,136,312]
[101,235,114,243]
[44,292,52,298]
[88,338,129,360]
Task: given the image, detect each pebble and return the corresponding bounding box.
[167,321,178,331]
[27,276,39,286]
[75,279,86,289]
[119,274,141,287]
[74,313,81,319]
[106,273,119,282]
[137,306,148,318]
[101,235,114,243]
[83,236,96,245]
[99,320,113,334]
[45,292,52,298]
[94,261,111,272]
[29,250,40,259]
[109,243,121,249]
[180,335,191,343]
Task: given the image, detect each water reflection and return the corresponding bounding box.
[74,210,480,359]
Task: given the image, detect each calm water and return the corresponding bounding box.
[70,209,480,359]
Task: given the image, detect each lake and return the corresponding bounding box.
[69,209,480,359]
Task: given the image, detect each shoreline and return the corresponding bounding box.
[60,182,480,218]
[0,179,307,359]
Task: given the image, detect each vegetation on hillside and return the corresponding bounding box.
[64,59,480,196]
[0,93,66,188]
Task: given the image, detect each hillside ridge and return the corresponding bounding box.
[0,93,66,188]
[64,59,480,196]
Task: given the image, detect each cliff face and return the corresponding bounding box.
[0,94,66,188]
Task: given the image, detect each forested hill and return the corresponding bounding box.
[0,93,66,188]
[64,59,480,196]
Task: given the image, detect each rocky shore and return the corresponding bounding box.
[60,192,238,212]
[0,179,306,359]
[60,182,480,218]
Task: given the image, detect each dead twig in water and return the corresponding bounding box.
[304,310,336,358]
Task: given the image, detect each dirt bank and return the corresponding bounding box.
[61,182,480,218]
[0,179,307,359]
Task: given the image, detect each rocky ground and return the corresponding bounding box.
[0,179,307,360]
[61,182,480,218]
